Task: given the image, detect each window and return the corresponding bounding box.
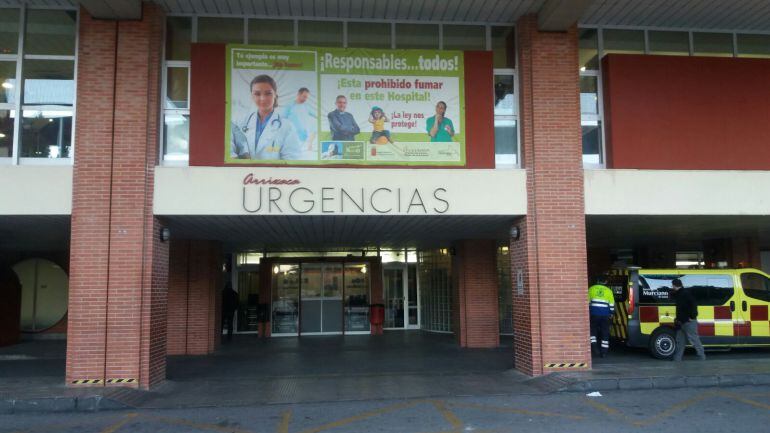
[165,16,191,61]
[419,249,453,333]
[443,25,485,51]
[737,34,770,58]
[603,29,644,55]
[494,73,517,167]
[676,251,704,269]
[0,8,20,55]
[249,19,293,46]
[579,29,602,166]
[24,10,76,56]
[578,28,598,71]
[580,75,601,165]
[649,31,690,56]
[347,22,391,48]
[344,263,370,332]
[0,61,15,158]
[162,16,191,163]
[491,26,515,68]
[395,24,439,49]
[1,6,77,163]
[21,59,75,159]
[741,273,770,302]
[685,275,734,306]
[298,21,342,47]
[639,274,734,306]
[197,17,243,44]
[639,275,676,304]
[693,32,733,57]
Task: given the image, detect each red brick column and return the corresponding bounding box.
[67,4,167,389]
[453,240,500,348]
[511,16,590,376]
[166,240,190,355]
[166,240,223,355]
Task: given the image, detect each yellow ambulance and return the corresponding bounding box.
[609,267,770,358]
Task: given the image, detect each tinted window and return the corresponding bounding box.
[682,275,734,306]
[639,274,733,306]
[741,273,770,302]
[639,275,676,304]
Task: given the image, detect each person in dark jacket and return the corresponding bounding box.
[671,278,705,361]
[222,282,239,342]
[328,95,360,141]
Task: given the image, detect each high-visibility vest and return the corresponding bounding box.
[588,284,615,317]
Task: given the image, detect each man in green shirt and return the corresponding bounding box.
[426,101,455,142]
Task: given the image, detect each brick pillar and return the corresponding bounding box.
[166,240,223,355]
[67,4,166,389]
[511,16,590,376]
[166,240,190,355]
[452,240,499,348]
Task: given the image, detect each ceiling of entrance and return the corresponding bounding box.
[7,1,770,31]
[0,215,71,252]
[162,214,516,251]
[587,215,770,250]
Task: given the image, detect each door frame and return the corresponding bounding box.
[263,257,379,337]
[383,262,420,330]
[299,262,344,336]
[232,260,260,335]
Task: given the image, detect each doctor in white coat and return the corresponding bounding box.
[231,74,303,160]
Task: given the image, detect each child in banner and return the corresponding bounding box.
[368,106,393,144]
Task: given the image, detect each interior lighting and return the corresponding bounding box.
[1,81,12,89]
[0,133,5,138]
[273,266,279,274]
[361,265,367,274]
[579,66,586,72]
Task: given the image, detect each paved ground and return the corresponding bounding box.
[3,333,770,410]
[3,385,770,432]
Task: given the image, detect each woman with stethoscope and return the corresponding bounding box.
[230,74,302,160]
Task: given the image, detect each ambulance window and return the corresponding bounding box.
[681,275,734,306]
[741,273,770,302]
[638,275,675,304]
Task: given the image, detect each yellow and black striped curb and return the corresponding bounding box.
[106,378,137,384]
[71,379,103,385]
[545,363,588,369]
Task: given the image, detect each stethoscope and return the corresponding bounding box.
[241,112,282,133]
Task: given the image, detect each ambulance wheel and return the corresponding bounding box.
[649,328,676,359]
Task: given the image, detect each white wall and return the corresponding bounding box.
[585,169,770,215]
[0,166,72,215]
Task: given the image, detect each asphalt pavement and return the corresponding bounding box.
[2,384,769,432]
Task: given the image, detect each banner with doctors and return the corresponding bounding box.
[225,45,465,165]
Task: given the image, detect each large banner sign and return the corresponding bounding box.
[225,45,465,165]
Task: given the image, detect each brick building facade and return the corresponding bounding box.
[2,0,770,390]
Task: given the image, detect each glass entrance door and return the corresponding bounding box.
[384,266,405,328]
[384,264,420,329]
[300,263,343,334]
[272,264,300,336]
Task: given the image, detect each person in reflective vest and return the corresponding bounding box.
[588,276,615,357]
